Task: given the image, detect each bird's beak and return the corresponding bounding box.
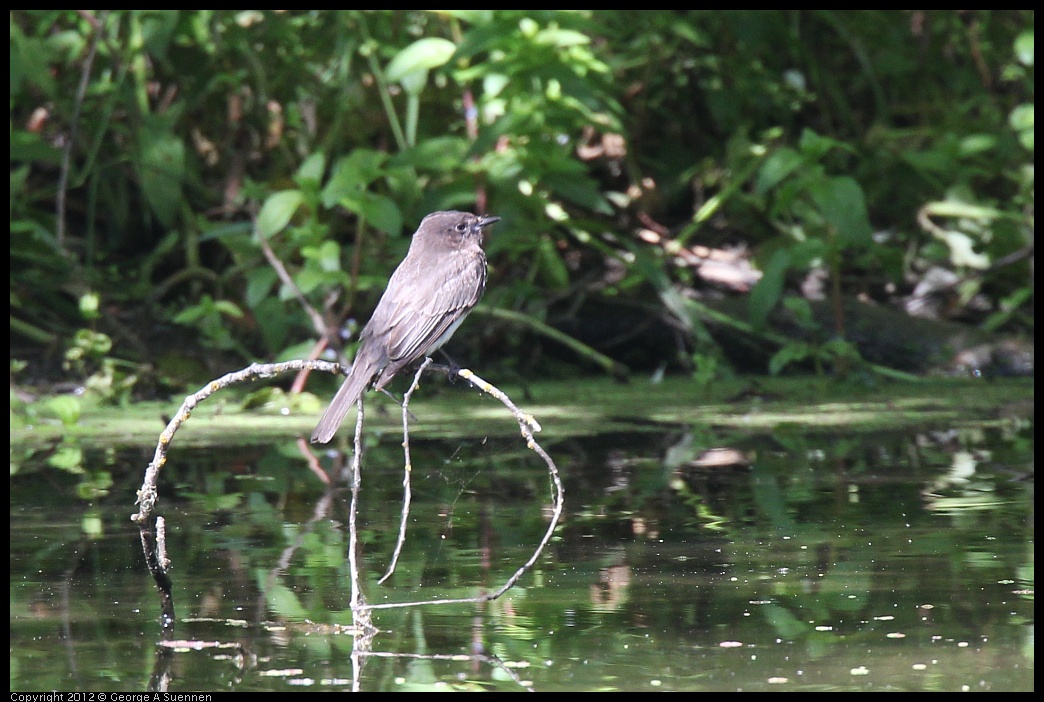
[477,215,501,229]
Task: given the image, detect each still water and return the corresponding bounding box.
[10,388,1034,692]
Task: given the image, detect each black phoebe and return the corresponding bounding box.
[311,211,499,444]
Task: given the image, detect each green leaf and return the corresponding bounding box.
[1009,103,1034,151]
[534,27,590,48]
[958,134,997,156]
[1014,30,1034,66]
[172,298,211,324]
[10,22,56,97]
[354,193,403,236]
[9,130,61,165]
[140,11,180,58]
[386,37,457,83]
[213,300,244,318]
[390,137,470,171]
[786,237,828,269]
[48,445,84,472]
[399,70,427,96]
[900,148,954,176]
[537,235,570,289]
[44,396,82,427]
[921,200,1006,222]
[137,123,186,228]
[245,267,278,309]
[315,239,343,272]
[781,296,815,330]
[292,267,327,295]
[672,22,709,47]
[983,287,1033,333]
[1009,103,1034,131]
[748,249,790,328]
[256,190,304,239]
[482,73,510,98]
[769,341,813,375]
[198,221,253,242]
[821,338,861,362]
[544,172,613,214]
[295,152,327,188]
[78,293,101,321]
[321,150,388,208]
[808,176,872,247]
[755,147,804,194]
[798,128,852,160]
[72,329,112,355]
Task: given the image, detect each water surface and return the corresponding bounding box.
[10,379,1034,692]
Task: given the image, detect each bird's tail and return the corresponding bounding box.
[310,351,383,444]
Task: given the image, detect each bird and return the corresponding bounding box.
[311,210,499,444]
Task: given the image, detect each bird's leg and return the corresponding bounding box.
[437,350,463,383]
[380,388,418,422]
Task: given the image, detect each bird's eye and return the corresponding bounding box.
[455,223,468,232]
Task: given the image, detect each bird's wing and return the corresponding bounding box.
[383,256,486,364]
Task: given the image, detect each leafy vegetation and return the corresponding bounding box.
[10,11,1034,415]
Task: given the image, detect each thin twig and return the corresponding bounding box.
[348,396,366,611]
[378,357,432,584]
[346,396,377,636]
[132,360,352,633]
[257,233,327,338]
[132,356,556,640]
[359,365,560,612]
[131,359,345,525]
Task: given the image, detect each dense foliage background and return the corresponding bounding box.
[10,10,1034,409]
